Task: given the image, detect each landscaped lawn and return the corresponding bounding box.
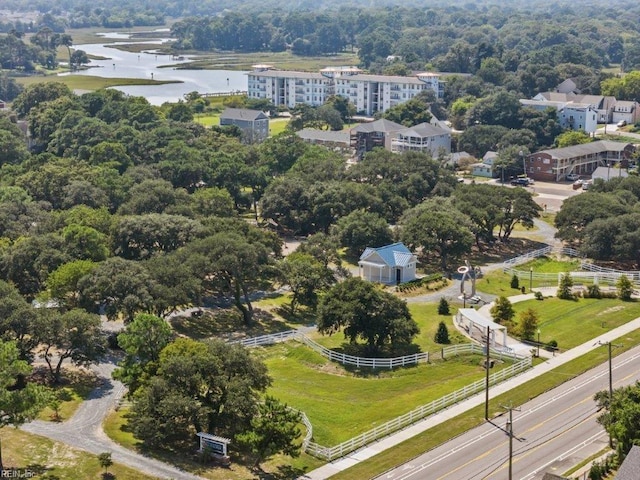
[258,342,512,446]
[269,117,290,135]
[512,297,640,350]
[308,302,465,353]
[476,256,581,296]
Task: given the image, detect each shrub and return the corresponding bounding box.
[438,297,450,315]
[545,339,558,351]
[510,274,520,289]
[617,275,634,301]
[586,284,601,299]
[534,291,544,300]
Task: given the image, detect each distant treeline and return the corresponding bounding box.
[169,2,640,74]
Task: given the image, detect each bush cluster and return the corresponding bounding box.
[396,274,445,293]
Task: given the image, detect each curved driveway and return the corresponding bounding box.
[22,356,206,480]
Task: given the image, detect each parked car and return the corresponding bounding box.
[617,120,627,127]
[566,173,580,181]
[582,180,593,190]
[572,179,584,190]
[510,177,530,186]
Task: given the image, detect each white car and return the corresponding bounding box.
[566,173,580,181]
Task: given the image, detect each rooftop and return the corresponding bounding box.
[534,141,633,160]
[220,108,268,121]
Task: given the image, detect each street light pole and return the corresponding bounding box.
[529,267,533,292]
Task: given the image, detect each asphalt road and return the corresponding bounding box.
[378,345,640,480]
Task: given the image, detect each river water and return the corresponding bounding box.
[60,32,248,105]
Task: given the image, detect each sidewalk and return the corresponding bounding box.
[301,315,640,480]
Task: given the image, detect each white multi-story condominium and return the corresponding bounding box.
[247,65,445,116]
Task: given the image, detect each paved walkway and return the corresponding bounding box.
[302,316,640,480]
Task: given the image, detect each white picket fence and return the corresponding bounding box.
[235,330,522,368]
[303,351,531,461]
[235,330,529,461]
[502,247,640,286]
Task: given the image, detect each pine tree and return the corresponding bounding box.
[557,273,574,300]
[510,273,520,289]
[437,297,450,315]
[434,321,451,344]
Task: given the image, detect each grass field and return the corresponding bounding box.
[331,326,640,480]
[257,342,512,445]
[513,297,640,350]
[476,256,581,296]
[194,114,290,136]
[0,428,156,480]
[308,302,466,353]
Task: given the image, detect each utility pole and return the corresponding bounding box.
[502,403,521,480]
[597,340,622,448]
[485,325,491,420]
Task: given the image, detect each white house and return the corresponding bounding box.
[612,100,639,125]
[472,151,498,178]
[358,242,417,285]
[390,122,451,156]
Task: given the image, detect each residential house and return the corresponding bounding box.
[350,118,404,160]
[390,122,451,157]
[247,65,446,116]
[554,78,579,94]
[0,99,7,110]
[532,92,616,125]
[612,100,639,125]
[219,107,269,144]
[472,151,498,178]
[358,242,417,285]
[526,141,635,182]
[616,445,640,480]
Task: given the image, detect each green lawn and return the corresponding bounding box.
[331,327,640,480]
[269,117,290,135]
[258,342,512,445]
[194,114,289,137]
[513,297,640,350]
[308,302,465,353]
[476,256,581,296]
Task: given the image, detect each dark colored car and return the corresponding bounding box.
[510,177,529,186]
